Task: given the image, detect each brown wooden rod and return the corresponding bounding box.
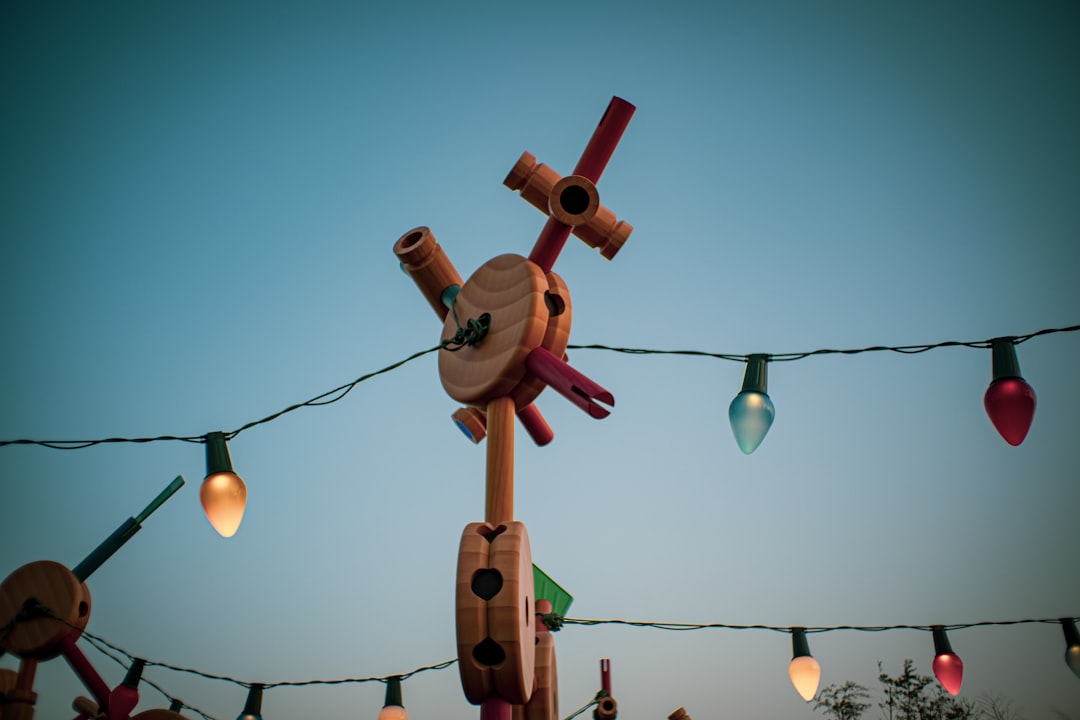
[485,396,515,525]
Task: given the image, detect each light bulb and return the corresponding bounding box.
[931,626,963,695]
[201,432,247,537]
[788,628,820,701]
[983,338,1035,446]
[729,354,774,454]
[1061,619,1080,680]
[378,676,409,720]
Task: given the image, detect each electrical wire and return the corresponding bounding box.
[567,323,1080,363]
[1,324,1077,450]
[562,615,1080,634]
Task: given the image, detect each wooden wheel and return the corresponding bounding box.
[0,560,90,659]
[454,521,536,705]
[438,255,572,412]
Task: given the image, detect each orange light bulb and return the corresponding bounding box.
[788,628,821,701]
[202,431,247,537]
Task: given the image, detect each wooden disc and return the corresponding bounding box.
[439,255,548,405]
[0,560,90,659]
[488,522,535,705]
[456,522,496,704]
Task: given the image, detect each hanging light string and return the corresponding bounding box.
[558,615,1080,634]
[1,324,1077,450]
[10,603,1074,718]
[567,323,1080,363]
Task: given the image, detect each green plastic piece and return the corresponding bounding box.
[533,564,573,616]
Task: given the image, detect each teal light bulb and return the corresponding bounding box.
[729,390,775,454]
[729,354,774,454]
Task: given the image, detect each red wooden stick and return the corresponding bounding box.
[574,97,636,183]
[526,347,613,419]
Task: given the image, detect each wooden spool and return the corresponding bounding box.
[511,631,558,720]
[439,254,571,411]
[0,560,90,659]
[596,695,618,720]
[455,521,536,705]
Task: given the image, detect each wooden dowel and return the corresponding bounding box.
[485,396,515,525]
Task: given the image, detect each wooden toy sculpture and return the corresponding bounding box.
[0,478,189,720]
[392,96,635,719]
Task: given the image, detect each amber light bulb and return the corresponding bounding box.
[788,627,821,701]
[201,431,247,537]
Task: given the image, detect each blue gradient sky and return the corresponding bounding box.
[2,2,1078,718]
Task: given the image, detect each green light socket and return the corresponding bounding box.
[740,354,769,395]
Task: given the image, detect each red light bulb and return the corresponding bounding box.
[931,626,963,695]
[932,652,964,695]
[983,338,1035,446]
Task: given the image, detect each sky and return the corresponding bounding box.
[1,1,1079,719]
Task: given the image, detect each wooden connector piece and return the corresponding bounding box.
[394,226,464,320]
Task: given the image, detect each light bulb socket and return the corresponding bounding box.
[383,676,403,708]
[990,337,1023,381]
[239,684,263,718]
[932,625,954,655]
[1062,618,1080,648]
[205,431,236,477]
[121,659,144,689]
[740,354,769,395]
[791,627,812,659]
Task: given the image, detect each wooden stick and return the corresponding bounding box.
[485,396,515,525]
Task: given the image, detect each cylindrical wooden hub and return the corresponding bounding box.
[504,152,631,260]
[549,175,599,227]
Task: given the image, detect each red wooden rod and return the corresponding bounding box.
[526,347,613,419]
[60,635,111,711]
[481,696,512,720]
[517,402,554,446]
[529,96,635,272]
[573,97,636,183]
[528,216,573,273]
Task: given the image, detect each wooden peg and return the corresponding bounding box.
[394,226,464,320]
[668,708,691,720]
[486,396,515,526]
[1,658,38,720]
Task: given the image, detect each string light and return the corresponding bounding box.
[201,432,247,538]
[984,337,1037,446]
[729,354,774,454]
[788,627,820,701]
[377,676,409,720]
[44,611,1077,719]
[1,325,1075,451]
[931,625,963,696]
[1062,618,1080,680]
